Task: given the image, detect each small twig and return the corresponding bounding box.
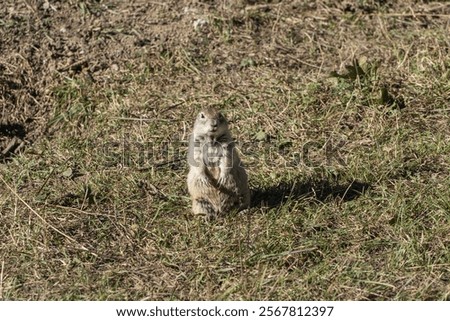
[147,1,168,6]
[359,279,397,290]
[57,59,88,72]
[113,117,154,121]
[138,158,183,171]
[161,101,184,114]
[274,46,321,69]
[271,3,282,37]
[112,116,181,122]
[340,180,356,202]
[181,49,202,75]
[369,13,450,18]
[148,183,168,199]
[1,137,18,155]
[14,140,25,154]
[245,3,282,12]
[50,204,116,218]
[22,0,37,13]
[0,175,97,256]
[36,168,55,196]
[286,54,322,69]
[0,260,4,300]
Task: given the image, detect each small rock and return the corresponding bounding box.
[193,18,208,30]
[62,168,73,178]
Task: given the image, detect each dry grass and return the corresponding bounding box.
[0,0,449,300]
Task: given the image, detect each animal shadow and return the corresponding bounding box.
[251,178,370,209]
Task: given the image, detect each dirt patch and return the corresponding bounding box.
[0,0,196,157]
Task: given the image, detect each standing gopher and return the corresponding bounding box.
[187,107,250,218]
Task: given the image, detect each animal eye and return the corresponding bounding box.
[200,113,205,119]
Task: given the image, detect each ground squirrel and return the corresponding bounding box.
[187,107,250,218]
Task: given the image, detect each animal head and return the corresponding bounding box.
[193,107,229,140]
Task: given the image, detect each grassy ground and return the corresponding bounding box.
[0,0,449,300]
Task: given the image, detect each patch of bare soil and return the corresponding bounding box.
[0,0,198,160]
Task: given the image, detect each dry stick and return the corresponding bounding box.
[52,204,115,218]
[245,3,281,11]
[57,59,88,72]
[36,168,55,196]
[0,175,97,256]
[371,13,450,18]
[1,137,18,155]
[0,260,4,300]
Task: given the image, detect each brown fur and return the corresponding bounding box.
[187,108,250,218]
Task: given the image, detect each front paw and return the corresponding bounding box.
[217,174,228,187]
[198,176,210,186]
